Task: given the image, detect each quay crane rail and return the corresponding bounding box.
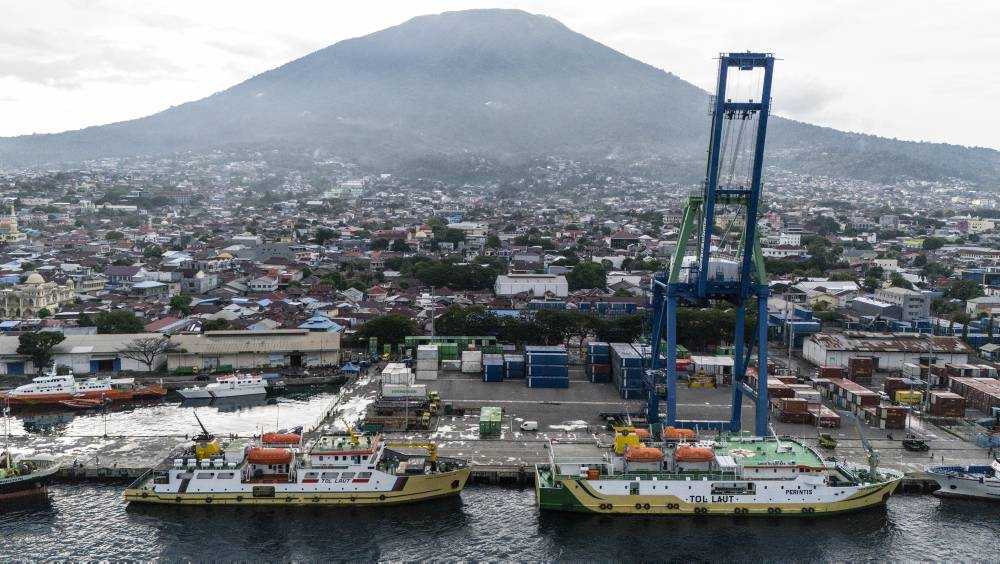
[647,52,775,437]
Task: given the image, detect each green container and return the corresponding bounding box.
[479,406,502,437]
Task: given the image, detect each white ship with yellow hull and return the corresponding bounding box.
[124,432,469,506]
[535,431,902,516]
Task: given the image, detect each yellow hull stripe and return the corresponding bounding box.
[124,468,470,506]
[557,477,901,515]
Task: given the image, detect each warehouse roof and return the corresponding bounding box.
[0,333,162,356]
[169,329,340,355]
[806,332,972,354]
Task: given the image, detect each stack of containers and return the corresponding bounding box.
[437,343,460,362]
[461,349,483,373]
[414,344,438,381]
[483,354,504,382]
[381,363,414,385]
[526,345,569,388]
[586,342,611,383]
[503,354,525,379]
[610,343,644,399]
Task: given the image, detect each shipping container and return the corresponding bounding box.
[381,383,427,399]
[928,391,966,417]
[414,369,437,381]
[527,376,570,389]
[479,406,502,436]
[527,364,569,379]
[503,354,525,379]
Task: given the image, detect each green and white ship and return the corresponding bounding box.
[535,431,902,516]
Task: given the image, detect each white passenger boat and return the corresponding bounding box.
[928,459,1000,500]
[177,374,267,400]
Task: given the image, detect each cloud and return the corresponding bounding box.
[773,76,842,117]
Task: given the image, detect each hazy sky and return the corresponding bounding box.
[1,0,998,149]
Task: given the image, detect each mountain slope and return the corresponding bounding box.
[1,9,997,185]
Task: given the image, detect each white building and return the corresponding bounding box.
[494,274,569,298]
[803,332,971,370]
[874,287,931,321]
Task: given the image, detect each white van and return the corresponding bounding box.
[520,420,538,432]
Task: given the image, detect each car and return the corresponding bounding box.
[520,420,538,432]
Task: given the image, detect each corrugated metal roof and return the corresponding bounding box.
[807,332,972,354]
[0,333,162,356]
[169,331,340,355]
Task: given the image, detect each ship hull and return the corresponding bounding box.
[929,475,1000,501]
[3,386,165,406]
[176,388,212,400]
[209,386,267,399]
[123,467,470,506]
[0,464,60,503]
[535,470,900,516]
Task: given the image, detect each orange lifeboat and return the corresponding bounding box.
[663,426,696,440]
[262,432,302,446]
[675,445,714,462]
[632,428,652,440]
[246,447,293,465]
[624,446,664,462]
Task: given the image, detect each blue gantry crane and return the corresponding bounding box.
[647,52,775,437]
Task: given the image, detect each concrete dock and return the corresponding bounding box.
[8,362,993,491]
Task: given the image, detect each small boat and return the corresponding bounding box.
[928,459,1000,500]
[0,452,61,504]
[178,373,267,400]
[2,404,61,504]
[58,398,108,410]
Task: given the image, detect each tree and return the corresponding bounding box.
[389,238,409,253]
[37,308,51,318]
[94,310,144,333]
[314,227,338,245]
[17,331,65,371]
[357,314,417,346]
[943,279,985,301]
[105,230,124,241]
[169,294,193,316]
[434,306,500,336]
[921,237,946,251]
[485,235,502,249]
[952,313,972,342]
[566,262,607,291]
[118,336,177,372]
[143,245,163,258]
[889,272,914,290]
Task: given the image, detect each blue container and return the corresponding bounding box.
[528,376,570,389]
[620,388,645,399]
[610,343,643,367]
[528,365,568,378]
[587,342,610,354]
[527,353,568,366]
[504,354,525,379]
